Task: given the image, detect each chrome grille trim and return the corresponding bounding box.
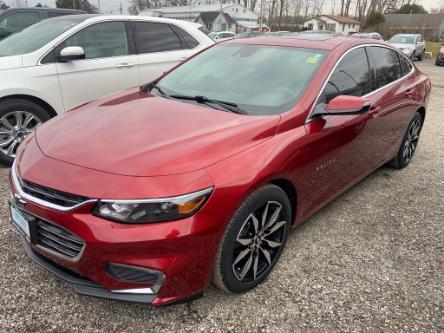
[12,161,97,211]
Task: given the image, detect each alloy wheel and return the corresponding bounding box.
[0,111,42,158]
[232,201,287,282]
[402,118,421,164]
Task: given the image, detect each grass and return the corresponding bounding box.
[426,42,442,57]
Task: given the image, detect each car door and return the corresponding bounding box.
[131,21,197,84]
[55,21,139,111]
[364,46,418,166]
[301,47,376,213]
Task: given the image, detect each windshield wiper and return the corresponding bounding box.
[169,95,247,115]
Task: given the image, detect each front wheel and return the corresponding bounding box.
[213,184,291,293]
[388,112,423,169]
[0,99,50,165]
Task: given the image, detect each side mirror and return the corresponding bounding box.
[57,46,85,62]
[311,95,370,119]
[0,27,11,38]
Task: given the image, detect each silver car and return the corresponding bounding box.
[388,33,426,60]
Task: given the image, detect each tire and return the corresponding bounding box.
[388,112,423,169]
[418,50,424,61]
[0,99,51,165]
[213,184,291,293]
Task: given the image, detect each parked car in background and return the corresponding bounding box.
[9,35,430,305]
[208,31,235,41]
[435,45,444,66]
[352,32,383,40]
[388,33,425,60]
[0,15,214,164]
[0,7,85,41]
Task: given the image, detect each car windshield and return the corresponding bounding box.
[389,35,415,44]
[156,44,328,115]
[0,18,79,57]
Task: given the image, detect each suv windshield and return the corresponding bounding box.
[0,18,79,57]
[156,44,328,115]
[389,35,415,44]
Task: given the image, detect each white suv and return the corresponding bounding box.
[0,15,214,164]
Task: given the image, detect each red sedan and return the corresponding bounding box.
[8,35,430,305]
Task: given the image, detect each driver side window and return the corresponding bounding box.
[318,47,371,105]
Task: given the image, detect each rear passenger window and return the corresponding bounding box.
[133,22,181,53]
[170,25,199,49]
[319,47,371,104]
[367,46,402,90]
[399,54,413,77]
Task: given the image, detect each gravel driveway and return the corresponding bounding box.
[0,60,442,333]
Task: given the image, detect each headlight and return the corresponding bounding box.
[93,187,213,223]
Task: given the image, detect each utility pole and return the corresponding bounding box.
[120,2,123,15]
[98,0,102,13]
[72,0,76,10]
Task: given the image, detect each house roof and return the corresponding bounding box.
[196,12,237,25]
[320,15,360,24]
[384,13,444,27]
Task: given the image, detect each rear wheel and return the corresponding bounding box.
[0,99,50,165]
[213,184,291,293]
[388,112,423,169]
[418,50,424,61]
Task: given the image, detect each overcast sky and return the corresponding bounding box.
[4,0,444,14]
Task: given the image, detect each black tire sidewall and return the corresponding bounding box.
[394,112,423,169]
[0,99,51,165]
[217,185,291,293]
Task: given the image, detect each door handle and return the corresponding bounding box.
[179,56,188,61]
[116,63,135,69]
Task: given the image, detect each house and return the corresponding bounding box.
[303,15,360,35]
[383,13,444,41]
[195,12,237,34]
[140,4,268,33]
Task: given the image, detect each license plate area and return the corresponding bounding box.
[9,203,36,242]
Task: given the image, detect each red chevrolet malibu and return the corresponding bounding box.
[9,35,430,305]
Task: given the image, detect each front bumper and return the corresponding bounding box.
[19,236,158,303]
[436,56,444,65]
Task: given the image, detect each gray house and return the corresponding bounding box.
[384,13,444,41]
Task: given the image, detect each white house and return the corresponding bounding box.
[303,15,360,35]
[140,4,267,33]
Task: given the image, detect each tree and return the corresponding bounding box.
[396,4,428,14]
[55,0,99,13]
[364,11,385,29]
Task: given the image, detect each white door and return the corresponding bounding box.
[131,21,195,85]
[56,21,139,111]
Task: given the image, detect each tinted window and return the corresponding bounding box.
[319,47,371,104]
[367,46,402,90]
[47,12,71,18]
[399,53,413,76]
[59,22,129,59]
[156,45,328,115]
[133,22,181,53]
[0,12,40,33]
[170,25,199,49]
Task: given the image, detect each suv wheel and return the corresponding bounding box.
[418,50,424,61]
[0,99,50,165]
[213,184,291,293]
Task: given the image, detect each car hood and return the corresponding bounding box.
[35,89,280,177]
[390,43,414,50]
[0,55,22,70]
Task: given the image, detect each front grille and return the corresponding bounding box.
[36,219,85,259]
[20,178,90,208]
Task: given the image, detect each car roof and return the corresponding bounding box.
[1,7,85,14]
[45,14,205,29]
[226,34,382,51]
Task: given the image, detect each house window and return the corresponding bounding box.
[206,23,212,31]
[222,23,227,30]
[326,23,336,31]
[308,23,313,30]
